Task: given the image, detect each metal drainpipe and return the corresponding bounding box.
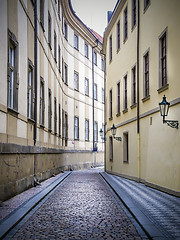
[100,49,106,172]
[92,39,99,151]
[137,0,141,180]
[34,0,37,147]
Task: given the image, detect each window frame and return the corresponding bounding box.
[48,12,52,49]
[94,51,97,65]
[54,30,57,62]
[40,0,45,31]
[85,42,89,58]
[74,71,79,91]
[123,74,128,111]
[117,20,120,52]
[54,97,57,134]
[94,121,98,143]
[74,116,79,140]
[123,132,129,163]
[74,33,79,50]
[109,35,112,62]
[109,89,113,119]
[85,119,89,141]
[85,78,89,96]
[48,88,52,131]
[40,77,45,126]
[94,83,98,101]
[117,82,120,115]
[27,59,34,120]
[143,50,150,99]
[132,0,136,29]
[131,65,136,106]
[124,5,128,42]
[109,136,113,161]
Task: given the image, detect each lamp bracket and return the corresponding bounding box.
[164,120,179,129]
[114,136,122,141]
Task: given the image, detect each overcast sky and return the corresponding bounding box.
[71,0,117,37]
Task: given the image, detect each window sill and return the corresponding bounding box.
[142,95,150,102]
[109,117,113,121]
[116,113,121,117]
[123,160,129,164]
[74,47,79,51]
[48,43,52,50]
[131,24,137,32]
[7,107,19,117]
[117,48,120,54]
[28,118,35,124]
[48,129,52,133]
[40,124,45,129]
[123,108,128,114]
[123,37,128,44]
[157,84,169,94]
[130,103,137,109]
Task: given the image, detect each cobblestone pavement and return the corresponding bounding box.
[103,173,180,239]
[11,171,142,239]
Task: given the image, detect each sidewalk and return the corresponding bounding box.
[0,171,71,239]
[101,172,180,240]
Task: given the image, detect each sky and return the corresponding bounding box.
[71,0,117,37]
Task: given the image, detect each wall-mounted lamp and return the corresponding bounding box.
[111,124,121,141]
[159,95,178,129]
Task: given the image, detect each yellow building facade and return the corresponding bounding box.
[0,0,105,201]
[103,0,180,196]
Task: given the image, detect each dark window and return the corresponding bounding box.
[117,20,120,51]
[102,88,105,104]
[74,33,79,50]
[54,97,57,134]
[124,6,128,41]
[74,71,79,91]
[124,75,128,110]
[40,0,45,30]
[85,43,89,58]
[59,104,61,136]
[40,78,45,126]
[27,60,34,120]
[94,51,97,65]
[58,0,61,19]
[144,52,149,97]
[132,0,136,28]
[85,119,89,141]
[94,121,98,142]
[64,20,68,40]
[144,0,150,11]
[109,136,113,161]
[101,58,105,71]
[64,63,68,85]
[132,66,136,105]
[109,35,112,62]
[48,12,52,49]
[48,89,52,130]
[85,78,89,96]
[8,30,18,111]
[74,116,79,140]
[123,132,129,163]
[54,31,57,62]
[159,31,167,87]
[58,45,61,72]
[65,112,68,140]
[62,58,64,81]
[117,82,120,115]
[94,83,98,100]
[109,89,112,118]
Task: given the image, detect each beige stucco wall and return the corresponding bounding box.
[104,0,180,195]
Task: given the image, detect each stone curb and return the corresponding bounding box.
[100,172,169,240]
[0,171,71,239]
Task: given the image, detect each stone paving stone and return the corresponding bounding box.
[11,170,142,239]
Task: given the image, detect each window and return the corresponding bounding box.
[48,12,52,49]
[124,75,128,110]
[109,89,112,119]
[102,124,105,143]
[94,121,98,142]
[85,78,89,96]
[48,89,52,130]
[54,31,57,62]
[85,43,89,58]
[117,82,120,115]
[74,71,79,91]
[64,63,68,85]
[102,88,105,104]
[132,0,136,29]
[132,66,136,105]
[94,51,97,65]
[62,109,65,138]
[144,0,150,11]
[65,112,68,140]
[40,77,45,126]
[40,0,44,30]
[74,33,79,50]
[64,20,68,40]
[101,58,105,71]
[144,51,149,97]
[123,132,129,163]
[117,20,120,51]
[8,30,18,111]
[159,30,167,88]
[54,97,57,134]
[85,119,89,141]
[109,136,113,161]
[94,83,98,100]
[58,0,61,20]
[74,116,79,140]
[27,60,34,120]
[58,45,61,72]
[62,58,64,80]
[124,6,128,41]
[59,104,61,136]
[109,35,112,62]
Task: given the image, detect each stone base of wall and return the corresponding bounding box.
[0,143,104,201]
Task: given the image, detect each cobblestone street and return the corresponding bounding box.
[10,171,142,239]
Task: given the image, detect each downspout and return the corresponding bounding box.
[34,0,37,146]
[100,49,106,172]
[137,0,140,180]
[92,39,99,151]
